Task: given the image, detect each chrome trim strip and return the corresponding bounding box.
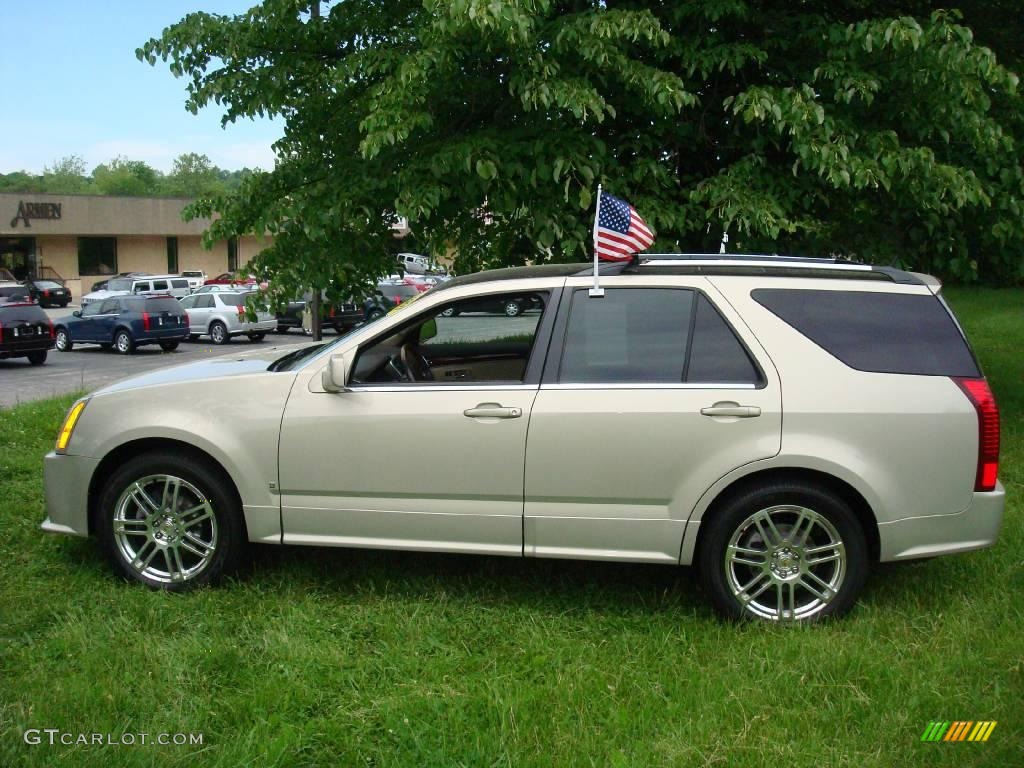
[541,382,758,391]
[348,384,539,393]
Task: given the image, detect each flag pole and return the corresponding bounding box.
[589,183,604,297]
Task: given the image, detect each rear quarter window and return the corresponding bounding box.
[751,288,980,377]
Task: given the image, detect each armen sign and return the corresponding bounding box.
[10,201,62,228]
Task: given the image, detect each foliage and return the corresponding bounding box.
[136,1,1023,287]
[0,154,254,200]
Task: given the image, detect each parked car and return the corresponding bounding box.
[275,292,391,334]
[192,283,257,295]
[91,272,151,293]
[82,275,191,305]
[179,291,277,344]
[54,295,189,354]
[24,279,72,308]
[377,281,422,308]
[41,254,1003,624]
[396,253,430,275]
[204,273,258,287]
[180,271,207,291]
[0,297,54,365]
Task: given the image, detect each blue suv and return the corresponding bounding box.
[55,296,189,355]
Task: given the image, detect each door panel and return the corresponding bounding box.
[523,277,782,563]
[278,386,537,554]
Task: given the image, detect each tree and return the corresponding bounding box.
[163,152,227,197]
[92,157,161,196]
[41,155,90,194]
[139,1,1023,289]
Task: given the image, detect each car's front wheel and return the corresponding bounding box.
[55,327,72,351]
[96,452,246,590]
[503,300,522,317]
[697,481,868,623]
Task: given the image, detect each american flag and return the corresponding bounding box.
[595,191,655,261]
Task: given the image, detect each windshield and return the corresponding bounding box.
[269,312,394,372]
[106,279,132,292]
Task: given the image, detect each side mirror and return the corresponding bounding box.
[419,318,438,343]
[72,310,82,318]
[322,353,350,393]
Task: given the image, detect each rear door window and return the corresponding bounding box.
[751,288,980,377]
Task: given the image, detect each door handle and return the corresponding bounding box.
[464,403,523,419]
[700,402,761,418]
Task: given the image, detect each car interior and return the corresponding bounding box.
[351,291,547,385]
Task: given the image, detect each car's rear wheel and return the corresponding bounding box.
[55,328,72,351]
[247,332,265,342]
[27,350,47,365]
[276,325,289,333]
[159,340,179,351]
[503,300,522,317]
[209,321,229,344]
[97,452,245,590]
[697,481,868,622]
[114,330,134,355]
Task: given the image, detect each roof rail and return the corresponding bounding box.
[638,252,845,265]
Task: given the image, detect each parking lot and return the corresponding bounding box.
[0,305,541,409]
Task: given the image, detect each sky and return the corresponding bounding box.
[0,1,282,175]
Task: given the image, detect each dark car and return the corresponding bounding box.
[275,292,391,334]
[24,279,72,308]
[0,297,55,365]
[437,292,541,318]
[54,295,189,355]
[91,272,151,293]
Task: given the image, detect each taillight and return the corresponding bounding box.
[48,319,55,338]
[237,305,245,320]
[142,311,151,330]
[43,289,50,298]
[954,378,1000,492]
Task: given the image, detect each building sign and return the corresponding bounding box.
[10,201,62,228]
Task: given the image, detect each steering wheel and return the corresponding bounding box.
[385,355,412,382]
[400,342,434,381]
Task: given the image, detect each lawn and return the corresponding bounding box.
[1,288,1021,767]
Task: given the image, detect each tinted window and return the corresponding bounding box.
[35,281,62,289]
[152,280,169,291]
[559,289,693,383]
[171,279,189,289]
[99,300,120,314]
[0,286,29,301]
[686,295,761,384]
[106,279,131,292]
[752,289,980,377]
[219,293,246,307]
[142,297,185,314]
[179,296,196,309]
[196,294,215,309]
[0,303,47,323]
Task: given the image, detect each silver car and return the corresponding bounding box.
[41,255,1004,622]
[178,291,277,344]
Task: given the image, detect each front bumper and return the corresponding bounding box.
[878,482,1005,561]
[41,451,99,538]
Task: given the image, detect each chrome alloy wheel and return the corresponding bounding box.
[112,474,219,584]
[725,505,846,621]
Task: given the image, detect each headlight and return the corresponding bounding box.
[55,399,88,453]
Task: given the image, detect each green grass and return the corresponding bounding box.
[1,290,1022,767]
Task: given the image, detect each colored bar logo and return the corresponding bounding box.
[921,721,997,742]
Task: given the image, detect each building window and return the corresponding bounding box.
[77,237,117,276]
[227,238,239,272]
[166,237,179,273]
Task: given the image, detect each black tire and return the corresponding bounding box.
[503,300,522,317]
[159,340,180,352]
[366,309,385,321]
[440,307,456,318]
[99,343,112,351]
[114,329,135,355]
[209,321,229,345]
[55,327,72,352]
[247,333,266,342]
[697,480,868,623]
[27,350,47,365]
[276,326,290,333]
[188,334,199,341]
[96,451,246,591]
